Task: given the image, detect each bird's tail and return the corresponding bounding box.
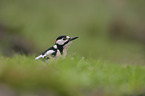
[35,55,43,60]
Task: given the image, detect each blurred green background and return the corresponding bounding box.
[0,0,145,64]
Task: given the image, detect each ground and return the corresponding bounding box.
[0,55,145,96]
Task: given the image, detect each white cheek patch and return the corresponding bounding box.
[56,39,68,45]
[56,39,64,45]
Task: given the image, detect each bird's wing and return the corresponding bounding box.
[35,50,55,60]
[43,50,55,57]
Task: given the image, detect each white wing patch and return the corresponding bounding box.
[43,50,55,57]
[35,50,55,60]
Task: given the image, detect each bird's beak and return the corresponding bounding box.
[70,36,79,41]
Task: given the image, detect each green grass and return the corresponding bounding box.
[0,55,145,96]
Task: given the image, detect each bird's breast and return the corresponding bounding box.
[56,49,61,57]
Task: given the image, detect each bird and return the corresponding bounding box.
[35,35,78,60]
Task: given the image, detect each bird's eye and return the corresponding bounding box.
[63,38,67,40]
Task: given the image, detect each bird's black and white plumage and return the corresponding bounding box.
[35,35,78,60]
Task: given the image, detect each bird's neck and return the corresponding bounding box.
[56,44,63,55]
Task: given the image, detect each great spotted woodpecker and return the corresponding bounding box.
[35,35,78,60]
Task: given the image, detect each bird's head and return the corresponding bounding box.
[55,35,78,46]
